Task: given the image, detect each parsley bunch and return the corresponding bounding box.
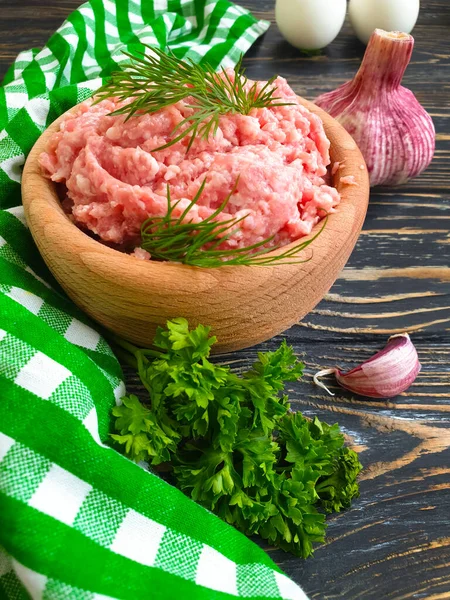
[111,318,362,558]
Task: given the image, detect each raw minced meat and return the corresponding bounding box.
[340,175,358,186]
[39,74,340,254]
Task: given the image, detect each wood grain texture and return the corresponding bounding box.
[21,100,369,353]
[3,0,450,598]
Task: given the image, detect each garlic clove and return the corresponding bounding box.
[315,29,435,187]
[314,333,421,399]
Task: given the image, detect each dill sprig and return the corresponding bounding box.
[140,180,327,267]
[94,46,293,150]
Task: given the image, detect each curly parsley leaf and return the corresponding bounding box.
[111,395,179,464]
[316,447,363,513]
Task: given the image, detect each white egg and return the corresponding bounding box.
[349,0,420,45]
[275,0,347,50]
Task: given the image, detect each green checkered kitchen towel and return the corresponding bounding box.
[0,1,310,599]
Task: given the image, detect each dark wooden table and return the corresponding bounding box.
[2,1,449,598]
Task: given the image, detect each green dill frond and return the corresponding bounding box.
[94,46,293,150]
[140,179,327,267]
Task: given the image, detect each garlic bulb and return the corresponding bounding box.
[349,0,420,45]
[314,333,421,399]
[275,0,347,51]
[315,29,435,187]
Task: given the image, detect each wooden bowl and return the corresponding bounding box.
[22,99,369,353]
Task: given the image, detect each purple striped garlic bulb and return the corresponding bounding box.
[315,29,435,187]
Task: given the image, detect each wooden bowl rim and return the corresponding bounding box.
[22,97,369,280]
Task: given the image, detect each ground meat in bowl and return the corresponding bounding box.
[39,74,340,257]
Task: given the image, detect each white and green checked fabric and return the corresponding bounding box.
[0,1,310,599]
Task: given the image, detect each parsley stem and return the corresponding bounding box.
[108,344,138,369]
[106,333,140,355]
